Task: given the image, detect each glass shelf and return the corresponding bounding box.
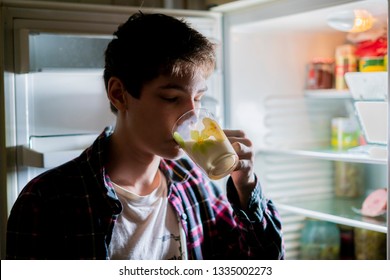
[304,89,351,99]
[276,196,387,233]
[257,147,387,165]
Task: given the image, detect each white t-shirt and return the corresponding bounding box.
[108,171,187,260]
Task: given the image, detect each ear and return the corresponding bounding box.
[107,77,128,112]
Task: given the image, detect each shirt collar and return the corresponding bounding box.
[96,127,197,197]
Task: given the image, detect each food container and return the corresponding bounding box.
[331,117,360,150]
[334,162,364,198]
[354,228,386,259]
[361,188,387,217]
[359,56,386,72]
[300,219,340,260]
[305,58,334,89]
[335,44,357,90]
[338,225,355,260]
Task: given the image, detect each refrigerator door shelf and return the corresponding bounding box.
[354,101,388,146]
[16,133,98,168]
[16,145,83,169]
[345,72,387,101]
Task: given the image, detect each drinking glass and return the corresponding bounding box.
[172,108,239,180]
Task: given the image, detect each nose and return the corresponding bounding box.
[182,99,199,115]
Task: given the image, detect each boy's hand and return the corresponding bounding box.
[224,129,256,210]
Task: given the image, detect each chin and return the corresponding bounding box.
[161,147,185,160]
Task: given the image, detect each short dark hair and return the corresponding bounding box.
[104,12,216,114]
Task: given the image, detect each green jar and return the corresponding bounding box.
[354,228,386,260]
[334,162,364,197]
[300,220,341,260]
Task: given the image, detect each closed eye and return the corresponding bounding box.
[161,96,179,102]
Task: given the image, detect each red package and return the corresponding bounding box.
[354,37,387,57]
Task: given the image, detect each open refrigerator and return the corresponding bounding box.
[212,0,389,260]
[0,0,388,260]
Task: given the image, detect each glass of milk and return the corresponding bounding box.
[172,108,239,180]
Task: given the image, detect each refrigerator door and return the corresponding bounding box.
[1,1,222,259]
[10,31,117,201]
[4,1,222,188]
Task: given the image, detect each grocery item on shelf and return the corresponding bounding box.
[331,117,360,150]
[354,228,386,260]
[359,56,386,72]
[338,225,355,260]
[347,23,387,48]
[334,162,364,198]
[335,44,357,90]
[349,32,387,72]
[305,58,334,89]
[300,219,340,260]
[354,36,387,58]
[361,188,387,217]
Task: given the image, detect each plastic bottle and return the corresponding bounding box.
[335,44,357,90]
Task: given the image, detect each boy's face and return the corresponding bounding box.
[122,71,208,160]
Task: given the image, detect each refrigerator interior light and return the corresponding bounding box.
[327,9,375,32]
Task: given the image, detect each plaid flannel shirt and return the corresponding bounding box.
[6,128,284,260]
